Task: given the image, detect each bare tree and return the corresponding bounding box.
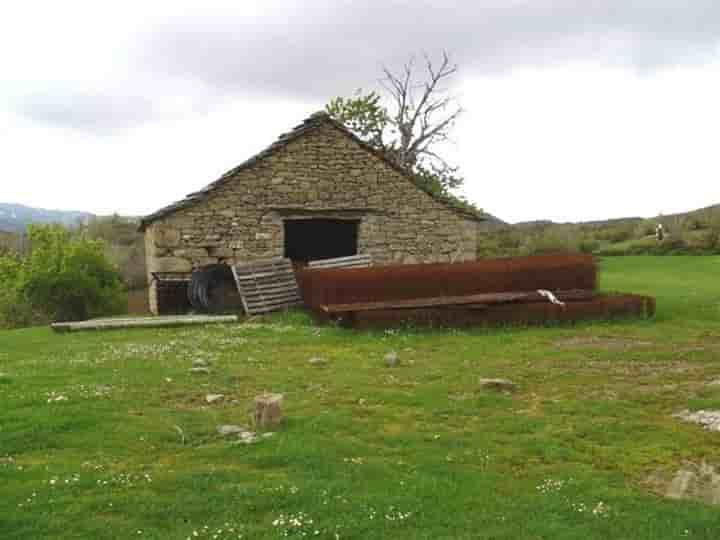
[327,51,464,195]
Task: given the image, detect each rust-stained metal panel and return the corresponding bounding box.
[338,294,655,329]
[298,254,597,313]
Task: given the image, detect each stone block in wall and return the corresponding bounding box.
[208,247,234,258]
[166,215,196,228]
[153,257,192,273]
[153,226,181,248]
[197,239,224,247]
[173,248,208,258]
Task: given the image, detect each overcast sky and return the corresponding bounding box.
[1,1,719,223]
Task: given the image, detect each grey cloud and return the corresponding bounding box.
[16,92,158,134]
[12,1,720,132]
[139,0,720,100]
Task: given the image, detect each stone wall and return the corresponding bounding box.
[144,121,479,314]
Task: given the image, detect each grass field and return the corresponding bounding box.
[2,256,720,539]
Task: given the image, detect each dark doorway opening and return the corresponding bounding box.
[284,219,359,262]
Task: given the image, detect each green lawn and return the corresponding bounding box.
[2,256,720,539]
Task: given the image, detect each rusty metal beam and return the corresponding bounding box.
[321,289,595,314]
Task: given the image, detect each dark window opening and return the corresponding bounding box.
[155,279,191,315]
[284,219,359,263]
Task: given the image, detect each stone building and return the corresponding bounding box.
[140,111,484,314]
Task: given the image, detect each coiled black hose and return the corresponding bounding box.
[188,264,243,314]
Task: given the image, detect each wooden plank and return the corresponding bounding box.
[236,283,299,294]
[234,263,293,274]
[307,254,372,269]
[235,259,294,271]
[309,262,368,269]
[308,254,371,264]
[243,292,301,303]
[234,262,295,273]
[238,277,298,289]
[241,286,301,297]
[231,257,302,316]
[245,299,302,311]
[241,284,301,295]
[243,292,302,304]
[245,301,303,314]
[51,315,238,332]
[233,270,296,281]
[321,289,595,314]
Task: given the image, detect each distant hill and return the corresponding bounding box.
[478,203,720,258]
[0,203,95,233]
[513,204,720,229]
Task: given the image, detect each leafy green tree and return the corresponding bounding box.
[0,225,125,326]
[326,51,466,197]
[82,215,146,290]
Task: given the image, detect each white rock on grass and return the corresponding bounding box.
[190,367,210,375]
[217,425,246,436]
[254,393,284,428]
[308,357,328,366]
[478,378,517,392]
[235,431,260,444]
[674,410,720,432]
[205,394,225,404]
[663,461,720,504]
[384,351,400,367]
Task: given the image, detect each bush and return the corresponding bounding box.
[83,215,146,290]
[635,221,656,237]
[697,228,720,251]
[596,225,634,243]
[0,253,37,328]
[683,217,706,231]
[524,231,581,255]
[578,237,600,254]
[0,225,126,327]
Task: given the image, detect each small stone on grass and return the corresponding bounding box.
[674,409,720,432]
[190,367,210,375]
[478,378,517,392]
[308,357,328,366]
[255,393,284,428]
[217,425,246,436]
[205,394,224,404]
[384,351,400,367]
[234,431,260,444]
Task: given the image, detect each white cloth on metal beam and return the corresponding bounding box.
[537,289,565,306]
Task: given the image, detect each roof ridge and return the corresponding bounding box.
[139,111,483,230]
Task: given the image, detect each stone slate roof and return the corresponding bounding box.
[139,111,484,230]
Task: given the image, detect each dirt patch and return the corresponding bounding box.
[673,343,720,354]
[646,462,720,505]
[674,410,720,432]
[554,336,654,350]
[586,360,701,375]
